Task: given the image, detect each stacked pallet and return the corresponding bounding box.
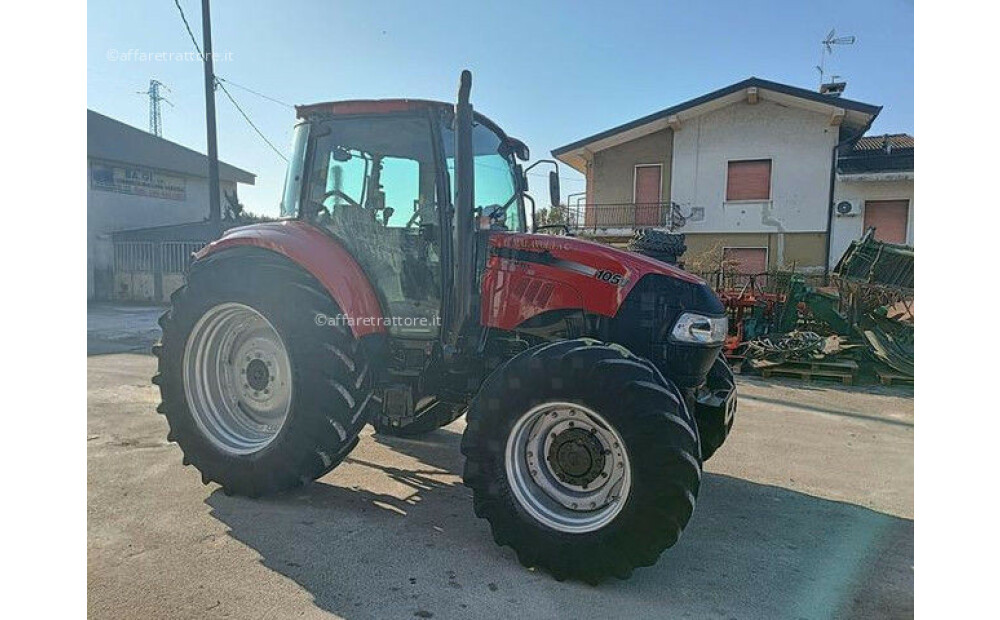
[753,359,859,385]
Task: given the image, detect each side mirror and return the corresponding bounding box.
[549,171,560,207]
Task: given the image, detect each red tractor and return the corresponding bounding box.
[153,72,736,583]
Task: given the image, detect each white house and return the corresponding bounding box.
[552,78,912,275]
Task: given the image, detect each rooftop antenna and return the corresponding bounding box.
[137,79,173,137]
[816,28,856,86]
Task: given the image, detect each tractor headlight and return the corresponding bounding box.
[669,313,728,345]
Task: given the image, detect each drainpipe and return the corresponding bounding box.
[823,114,878,283]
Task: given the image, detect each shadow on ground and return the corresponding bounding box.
[87,304,164,356]
[206,428,913,619]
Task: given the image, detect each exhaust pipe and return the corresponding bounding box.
[446,70,475,349]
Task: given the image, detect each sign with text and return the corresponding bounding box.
[90,161,186,201]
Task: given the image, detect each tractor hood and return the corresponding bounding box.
[482,232,709,330]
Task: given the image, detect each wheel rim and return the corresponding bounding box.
[183,302,293,455]
[505,402,631,534]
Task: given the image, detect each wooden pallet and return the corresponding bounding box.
[758,359,858,385]
[876,367,914,386]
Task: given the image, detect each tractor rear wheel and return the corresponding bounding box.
[153,249,375,497]
[461,339,702,583]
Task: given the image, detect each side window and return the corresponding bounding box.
[378,158,420,228]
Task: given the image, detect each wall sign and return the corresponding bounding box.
[90,161,186,201]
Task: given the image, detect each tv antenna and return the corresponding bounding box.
[816,29,856,86]
[137,79,173,137]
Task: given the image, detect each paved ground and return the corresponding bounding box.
[88,316,913,619]
[88,304,163,355]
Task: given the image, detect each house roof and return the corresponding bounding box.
[87,109,256,184]
[552,77,882,172]
[838,133,914,175]
[851,133,914,151]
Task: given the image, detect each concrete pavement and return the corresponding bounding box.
[87,351,913,619]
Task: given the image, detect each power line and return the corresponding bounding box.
[215,80,288,161]
[173,0,203,57]
[216,77,294,109]
[171,0,287,162]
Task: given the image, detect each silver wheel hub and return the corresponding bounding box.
[183,303,293,455]
[505,402,631,533]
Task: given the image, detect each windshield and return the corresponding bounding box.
[442,116,524,232]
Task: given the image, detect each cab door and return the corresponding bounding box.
[305,113,445,339]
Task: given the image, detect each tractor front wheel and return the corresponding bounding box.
[461,339,702,583]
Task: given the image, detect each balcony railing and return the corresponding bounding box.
[548,202,685,234]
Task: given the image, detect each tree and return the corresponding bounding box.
[534,203,570,228]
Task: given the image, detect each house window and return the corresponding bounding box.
[722,247,769,275]
[726,159,771,201]
[863,200,909,244]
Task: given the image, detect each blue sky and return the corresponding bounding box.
[87,0,913,216]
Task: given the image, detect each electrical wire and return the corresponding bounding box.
[172,0,288,162]
[215,81,288,162]
[216,77,295,109]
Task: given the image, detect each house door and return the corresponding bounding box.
[863,200,909,244]
[634,165,662,227]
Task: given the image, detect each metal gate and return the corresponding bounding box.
[112,240,206,303]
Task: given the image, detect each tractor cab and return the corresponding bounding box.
[280,99,530,340]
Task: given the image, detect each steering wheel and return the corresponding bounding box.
[319,188,362,208]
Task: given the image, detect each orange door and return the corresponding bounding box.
[863,200,909,244]
[634,165,662,226]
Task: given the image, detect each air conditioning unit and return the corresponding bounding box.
[835,199,861,217]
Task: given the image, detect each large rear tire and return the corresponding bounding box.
[461,339,702,583]
[153,249,376,497]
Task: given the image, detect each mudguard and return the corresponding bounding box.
[195,220,386,338]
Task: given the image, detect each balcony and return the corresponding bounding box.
[547,202,685,236]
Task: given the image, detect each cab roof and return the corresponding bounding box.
[295,99,513,143]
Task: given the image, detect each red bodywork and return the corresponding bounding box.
[195,221,387,337]
[197,222,702,337]
[481,233,702,331]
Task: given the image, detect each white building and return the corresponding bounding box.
[87,110,255,299]
[553,78,912,275]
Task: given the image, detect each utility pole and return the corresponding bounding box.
[139,79,172,137]
[201,0,221,226]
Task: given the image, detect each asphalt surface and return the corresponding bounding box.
[88,308,913,619]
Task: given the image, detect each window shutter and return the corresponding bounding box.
[726,160,771,201]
